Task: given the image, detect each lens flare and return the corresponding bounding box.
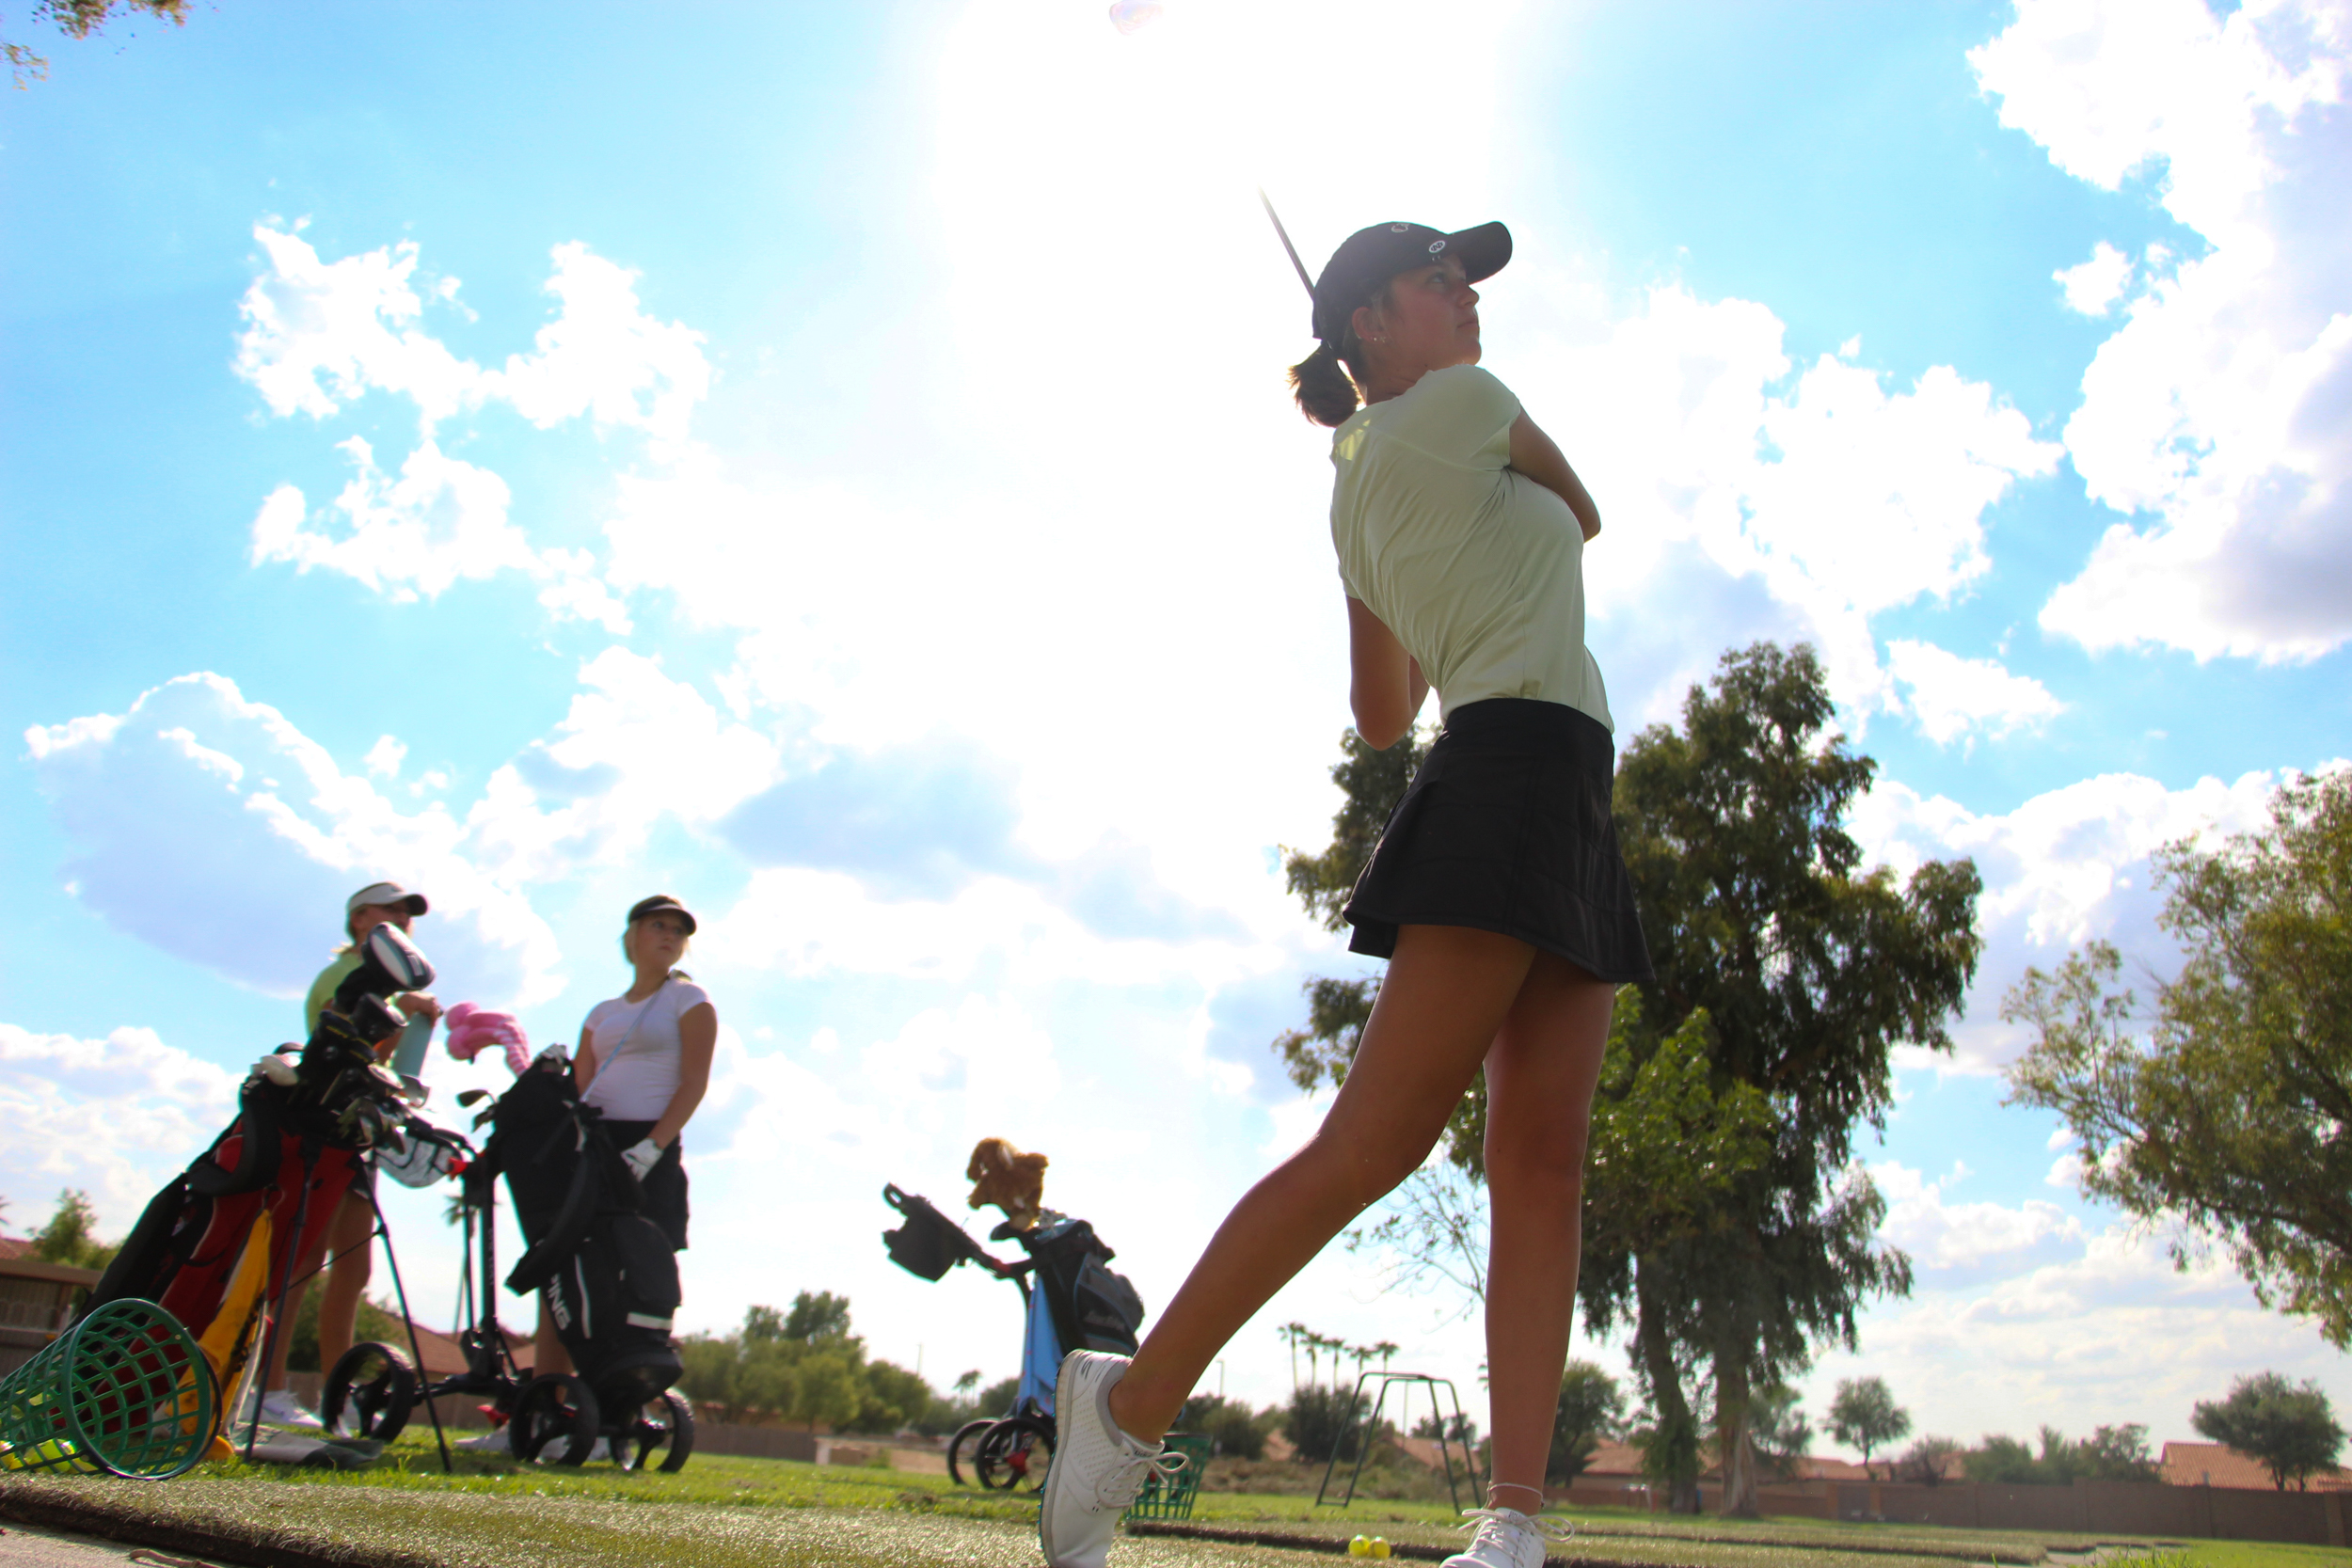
[1107,0,1164,34]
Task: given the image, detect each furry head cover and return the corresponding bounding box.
[966,1137,1049,1231]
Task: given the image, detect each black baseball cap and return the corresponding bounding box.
[1311,221,1512,347]
[628,895,697,935]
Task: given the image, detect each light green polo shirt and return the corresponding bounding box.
[1328,364,1613,732]
[304,951,363,1037]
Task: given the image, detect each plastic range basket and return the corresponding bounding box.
[0,1299,216,1479]
[1124,1432,1213,1521]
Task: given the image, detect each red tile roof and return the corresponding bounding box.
[2160,1441,2352,1492]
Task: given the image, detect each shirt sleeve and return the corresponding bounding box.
[670,982,713,1018]
[1387,365,1521,466]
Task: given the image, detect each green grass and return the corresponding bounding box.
[8,1437,2350,1568]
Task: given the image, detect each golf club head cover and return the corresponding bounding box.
[443,1004,532,1076]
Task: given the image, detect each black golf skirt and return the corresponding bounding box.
[1343,697,1654,984]
[599,1120,690,1252]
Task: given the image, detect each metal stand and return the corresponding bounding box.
[1314,1370,1484,1513]
[366,1189,453,1473]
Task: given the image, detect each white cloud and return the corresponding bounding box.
[250,436,535,600]
[235,226,707,616]
[1974,0,2352,663]
[464,647,780,885]
[1497,278,2062,719]
[363,735,407,778]
[2055,240,2135,315]
[1884,639,2066,745]
[1871,1159,2085,1275]
[236,225,484,430]
[24,673,563,1006]
[1808,1216,2352,1448]
[1850,762,2311,1072]
[0,1024,240,1231]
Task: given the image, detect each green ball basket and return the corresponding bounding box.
[0,1298,216,1480]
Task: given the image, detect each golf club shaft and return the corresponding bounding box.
[1258,187,1315,299]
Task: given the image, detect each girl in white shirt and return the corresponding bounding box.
[532,895,715,1382]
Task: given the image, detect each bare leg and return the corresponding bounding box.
[1107,925,1538,1441]
[1480,952,1614,1506]
[533,1299,573,1377]
[316,1190,375,1377]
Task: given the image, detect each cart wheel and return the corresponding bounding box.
[511,1373,599,1465]
[946,1418,993,1486]
[322,1341,417,1441]
[614,1389,694,1473]
[974,1414,1055,1493]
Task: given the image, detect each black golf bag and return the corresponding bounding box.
[1017,1215,1145,1357]
[480,1054,683,1414]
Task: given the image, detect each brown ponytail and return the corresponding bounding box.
[1289,340,1363,428]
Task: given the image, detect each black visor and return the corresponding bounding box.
[1311,220,1511,346]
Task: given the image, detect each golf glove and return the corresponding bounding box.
[621,1137,662,1180]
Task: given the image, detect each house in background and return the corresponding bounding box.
[0,1233,100,1378]
[2161,1442,2352,1493]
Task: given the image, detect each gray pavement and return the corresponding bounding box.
[0,1522,223,1568]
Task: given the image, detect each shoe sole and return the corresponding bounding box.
[1038,1352,1082,1563]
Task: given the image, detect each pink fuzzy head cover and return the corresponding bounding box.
[444,1005,531,1075]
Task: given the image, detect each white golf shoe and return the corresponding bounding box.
[1439,1507,1574,1568]
[255,1387,325,1430]
[1037,1351,1185,1568]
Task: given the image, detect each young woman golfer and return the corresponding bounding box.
[1039,220,1650,1568]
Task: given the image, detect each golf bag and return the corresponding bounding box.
[1016,1215,1145,1357]
[482,1053,683,1414]
[82,925,436,1400]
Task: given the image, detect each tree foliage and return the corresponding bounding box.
[675,1294,930,1433]
[1963,1424,2159,1485]
[30,1189,118,1271]
[2192,1372,2346,1490]
[1827,1377,1910,1478]
[1548,1360,1625,1484]
[2005,771,2352,1344]
[1597,642,1979,1515]
[6,0,186,88]
[1749,1384,1813,1482]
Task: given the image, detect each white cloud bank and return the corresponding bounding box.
[24,673,563,1006]
[0,1024,239,1228]
[1850,760,2336,1073]
[1975,0,2352,663]
[236,225,704,626]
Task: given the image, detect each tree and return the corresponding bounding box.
[1601,643,1979,1516]
[1176,1392,1270,1461]
[1893,1435,1961,1486]
[6,0,186,88]
[1827,1377,1911,1479]
[30,1189,117,1270]
[2005,771,2352,1345]
[1962,1425,2157,1486]
[1749,1384,1813,1481]
[782,1290,853,1342]
[2192,1372,2346,1490]
[1575,1005,1775,1512]
[1548,1360,1625,1484]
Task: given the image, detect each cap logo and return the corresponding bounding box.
[1428,239,1447,254]
[1389,223,1411,232]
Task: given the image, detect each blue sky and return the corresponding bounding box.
[5,0,2348,1453]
